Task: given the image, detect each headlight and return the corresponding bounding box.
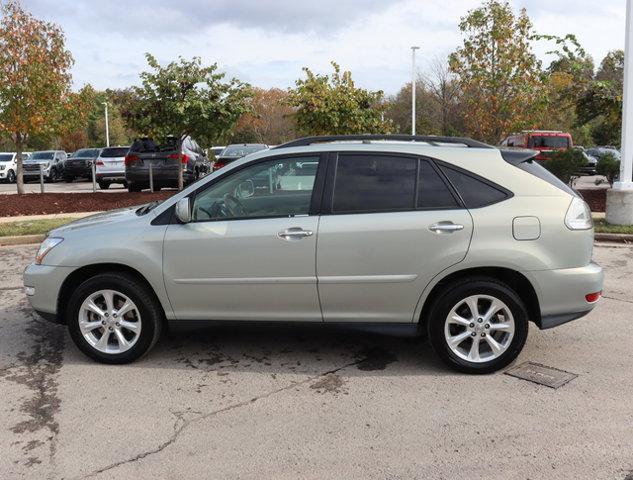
[565,196,593,230]
[35,237,63,265]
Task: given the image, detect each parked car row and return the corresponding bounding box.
[499,130,620,176]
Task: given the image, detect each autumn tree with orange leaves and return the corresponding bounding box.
[449,0,547,144]
[0,1,91,193]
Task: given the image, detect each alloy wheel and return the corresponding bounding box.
[78,289,142,354]
[444,294,515,363]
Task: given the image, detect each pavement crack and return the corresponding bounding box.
[0,285,23,291]
[603,295,633,305]
[80,358,363,479]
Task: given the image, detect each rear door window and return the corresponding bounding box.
[417,160,459,209]
[439,166,510,208]
[332,154,416,213]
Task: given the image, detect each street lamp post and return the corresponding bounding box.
[606,0,633,224]
[102,102,110,147]
[411,46,420,136]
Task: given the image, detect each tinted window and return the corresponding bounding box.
[333,154,416,213]
[512,160,577,197]
[222,145,267,157]
[440,166,508,208]
[131,137,179,153]
[31,152,54,160]
[100,147,129,158]
[74,148,101,158]
[417,160,459,208]
[0,154,13,162]
[527,135,569,149]
[193,156,319,221]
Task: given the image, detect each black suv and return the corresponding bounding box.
[64,148,102,182]
[125,136,210,192]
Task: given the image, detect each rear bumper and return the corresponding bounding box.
[96,173,125,181]
[525,262,604,330]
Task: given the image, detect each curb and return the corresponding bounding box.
[0,234,45,246]
[595,233,633,243]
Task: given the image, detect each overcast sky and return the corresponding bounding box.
[22,0,626,95]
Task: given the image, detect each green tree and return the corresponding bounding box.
[127,53,252,189]
[538,34,594,135]
[0,0,91,193]
[577,50,624,146]
[449,0,547,143]
[287,62,391,136]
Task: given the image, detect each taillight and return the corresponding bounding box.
[168,153,189,164]
[124,154,139,166]
[95,160,104,166]
[585,291,602,303]
[213,161,226,171]
[565,196,593,230]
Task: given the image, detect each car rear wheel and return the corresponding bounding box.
[427,277,528,374]
[67,273,163,364]
[98,180,110,190]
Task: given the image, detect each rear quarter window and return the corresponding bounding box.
[439,165,510,208]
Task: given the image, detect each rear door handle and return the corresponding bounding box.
[429,222,464,234]
[278,228,313,240]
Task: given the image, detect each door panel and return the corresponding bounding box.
[316,211,473,323]
[163,217,321,321]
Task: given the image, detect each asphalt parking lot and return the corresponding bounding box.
[1,243,632,479]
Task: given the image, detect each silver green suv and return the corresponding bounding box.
[23,135,603,373]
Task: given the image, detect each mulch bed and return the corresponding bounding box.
[0,192,175,217]
[577,189,606,213]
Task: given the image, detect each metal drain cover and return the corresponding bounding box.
[505,362,577,389]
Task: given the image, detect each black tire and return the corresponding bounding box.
[6,169,15,183]
[67,273,163,364]
[98,180,110,190]
[127,182,142,192]
[427,277,529,374]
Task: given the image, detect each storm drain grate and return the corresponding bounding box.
[505,362,577,389]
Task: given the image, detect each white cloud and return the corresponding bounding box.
[22,0,627,94]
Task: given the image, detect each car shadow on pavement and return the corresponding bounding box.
[63,323,458,377]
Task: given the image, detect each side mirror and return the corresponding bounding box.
[175,197,192,223]
[237,180,255,198]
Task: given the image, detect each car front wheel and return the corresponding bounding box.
[6,169,15,183]
[67,273,163,364]
[427,277,528,374]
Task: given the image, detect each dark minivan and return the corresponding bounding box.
[125,136,210,192]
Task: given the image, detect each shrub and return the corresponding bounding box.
[595,152,620,185]
[542,149,587,185]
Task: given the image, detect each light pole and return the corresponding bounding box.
[102,102,110,147]
[411,46,420,136]
[606,0,633,224]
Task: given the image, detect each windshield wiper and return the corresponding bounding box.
[136,201,161,216]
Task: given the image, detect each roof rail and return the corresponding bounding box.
[274,134,493,150]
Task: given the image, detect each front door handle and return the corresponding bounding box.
[278,227,314,240]
[429,222,464,234]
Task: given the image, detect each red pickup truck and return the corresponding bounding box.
[500,131,573,161]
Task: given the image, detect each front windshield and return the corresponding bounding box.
[31,152,54,160]
[222,145,266,157]
[0,154,13,162]
[74,149,100,158]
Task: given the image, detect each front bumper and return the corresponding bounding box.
[525,262,604,329]
[23,263,75,323]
